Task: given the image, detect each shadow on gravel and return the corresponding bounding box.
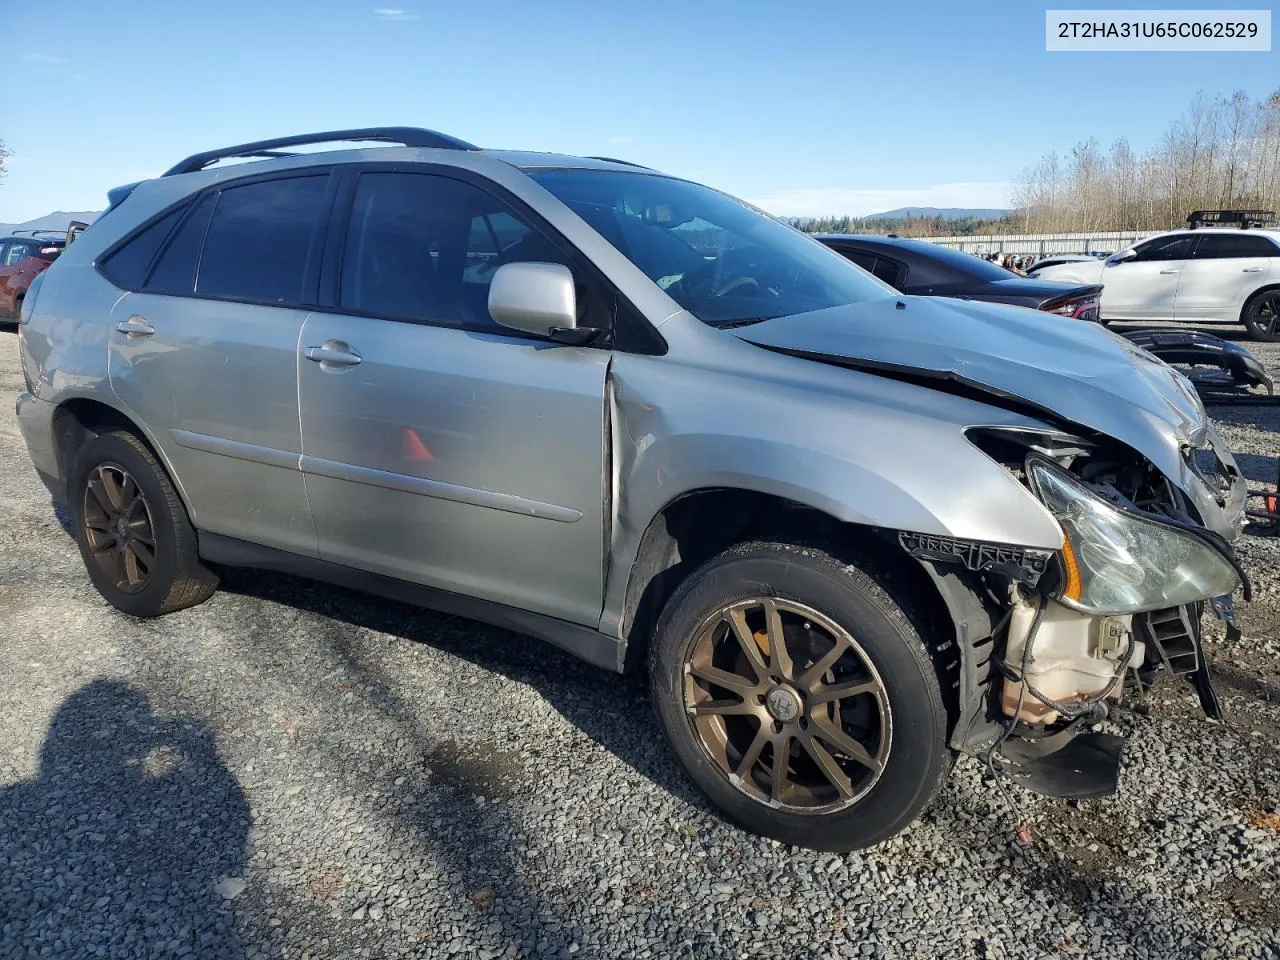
[49,499,74,539]
[1211,659,1280,705]
[0,679,249,959]
[217,566,730,959]
[219,566,704,809]
[1221,451,1279,486]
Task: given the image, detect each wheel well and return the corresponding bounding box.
[619,490,960,702]
[52,398,154,483]
[1241,283,1280,320]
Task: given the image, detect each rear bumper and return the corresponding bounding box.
[15,391,63,500]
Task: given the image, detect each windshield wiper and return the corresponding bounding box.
[713,316,779,329]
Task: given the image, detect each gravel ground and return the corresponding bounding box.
[1,325,1278,960]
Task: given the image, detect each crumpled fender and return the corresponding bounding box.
[598,322,1066,638]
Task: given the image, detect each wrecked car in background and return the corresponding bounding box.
[15,128,1250,851]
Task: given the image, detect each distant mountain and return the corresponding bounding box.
[863,206,1011,220]
[0,211,101,238]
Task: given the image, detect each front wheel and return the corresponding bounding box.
[649,541,951,851]
[1242,289,1280,342]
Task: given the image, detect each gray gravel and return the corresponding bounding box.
[1,326,1278,960]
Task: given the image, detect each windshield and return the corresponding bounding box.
[530,169,893,326]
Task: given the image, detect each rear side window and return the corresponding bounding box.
[99,205,188,289]
[2,243,28,266]
[870,255,906,288]
[146,194,215,295]
[197,175,330,304]
[1192,233,1279,259]
[841,249,878,273]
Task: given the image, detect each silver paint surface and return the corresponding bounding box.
[13,144,1249,655]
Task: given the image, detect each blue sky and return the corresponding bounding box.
[3,0,1277,222]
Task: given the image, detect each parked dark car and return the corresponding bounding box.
[817,234,1103,322]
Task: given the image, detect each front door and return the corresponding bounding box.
[1101,233,1196,321]
[107,172,336,556]
[297,170,610,626]
[1175,231,1276,322]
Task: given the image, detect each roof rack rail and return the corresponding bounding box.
[163,127,479,177]
[1186,209,1276,230]
[9,229,65,237]
[584,156,655,170]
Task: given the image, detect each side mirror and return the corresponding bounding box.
[488,262,578,338]
[1107,249,1137,266]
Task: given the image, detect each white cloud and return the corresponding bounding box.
[747,181,1013,218]
[25,53,69,64]
[373,7,419,20]
[608,135,634,146]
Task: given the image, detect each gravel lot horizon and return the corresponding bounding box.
[1,326,1278,960]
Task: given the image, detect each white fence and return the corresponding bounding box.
[921,231,1150,255]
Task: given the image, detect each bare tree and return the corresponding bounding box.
[1010,87,1280,233]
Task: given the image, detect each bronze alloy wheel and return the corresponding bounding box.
[682,597,891,814]
[81,462,157,595]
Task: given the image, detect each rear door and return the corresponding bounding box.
[106,171,337,556]
[1100,234,1195,320]
[296,168,611,626]
[1174,231,1276,322]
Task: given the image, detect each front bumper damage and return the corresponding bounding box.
[901,486,1248,802]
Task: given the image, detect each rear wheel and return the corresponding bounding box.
[70,429,218,617]
[1243,289,1280,342]
[649,541,950,851]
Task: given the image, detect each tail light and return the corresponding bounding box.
[1043,295,1100,322]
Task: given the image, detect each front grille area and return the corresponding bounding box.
[1143,606,1199,677]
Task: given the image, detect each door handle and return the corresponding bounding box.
[114,315,155,338]
[1242,267,1264,273]
[305,341,362,368]
[1158,269,1179,274]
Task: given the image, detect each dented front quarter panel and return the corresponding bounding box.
[598,313,1067,638]
[734,297,1249,541]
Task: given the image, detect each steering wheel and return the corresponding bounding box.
[710,275,760,298]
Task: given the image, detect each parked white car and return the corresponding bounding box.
[1035,228,1280,341]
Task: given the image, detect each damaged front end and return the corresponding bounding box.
[903,426,1250,801]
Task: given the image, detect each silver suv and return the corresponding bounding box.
[15,128,1251,851]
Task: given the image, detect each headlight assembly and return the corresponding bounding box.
[1027,458,1240,615]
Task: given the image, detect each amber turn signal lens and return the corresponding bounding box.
[1060,535,1083,602]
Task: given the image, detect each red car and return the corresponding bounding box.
[0,223,88,323]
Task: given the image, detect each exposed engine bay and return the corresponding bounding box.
[902,425,1250,802]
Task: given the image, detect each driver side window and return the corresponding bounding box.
[1132,235,1195,262]
[340,172,605,336]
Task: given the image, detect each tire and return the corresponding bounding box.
[649,540,950,852]
[69,429,218,617]
[1242,288,1280,342]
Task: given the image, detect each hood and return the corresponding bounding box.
[733,297,1241,529]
